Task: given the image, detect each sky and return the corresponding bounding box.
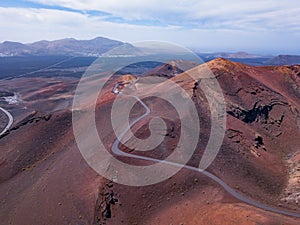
[1,0,300,54]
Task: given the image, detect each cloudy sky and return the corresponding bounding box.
[1,0,300,54]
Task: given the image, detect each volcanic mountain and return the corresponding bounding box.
[0,37,127,57]
[143,60,199,77]
[0,58,299,225]
[266,55,300,66]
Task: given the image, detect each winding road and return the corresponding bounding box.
[0,57,75,134]
[0,57,75,132]
[112,84,300,219]
[0,107,13,136]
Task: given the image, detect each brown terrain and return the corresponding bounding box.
[0,58,299,225]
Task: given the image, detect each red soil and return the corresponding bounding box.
[0,59,299,224]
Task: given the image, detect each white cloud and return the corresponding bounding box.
[27,0,300,31]
[0,7,184,43]
[0,3,300,54]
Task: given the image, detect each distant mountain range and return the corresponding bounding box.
[204,51,271,59]
[0,37,133,57]
[264,55,300,66]
[197,52,300,66]
[0,37,300,66]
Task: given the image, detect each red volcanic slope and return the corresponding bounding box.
[143,60,200,77]
[0,58,299,225]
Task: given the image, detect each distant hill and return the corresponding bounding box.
[0,37,130,57]
[102,43,144,57]
[144,60,199,77]
[196,52,300,66]
[265,55,300,66]
[207,51,269,59]
[0,41,33,56]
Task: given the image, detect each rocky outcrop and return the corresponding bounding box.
[0,91,14,98]
[281,152,300,209]
[227,100,287,124]
[94,183,119,225]
[0,111,52,138]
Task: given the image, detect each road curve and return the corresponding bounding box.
[0,107,13,136]
[112,86,300,219]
